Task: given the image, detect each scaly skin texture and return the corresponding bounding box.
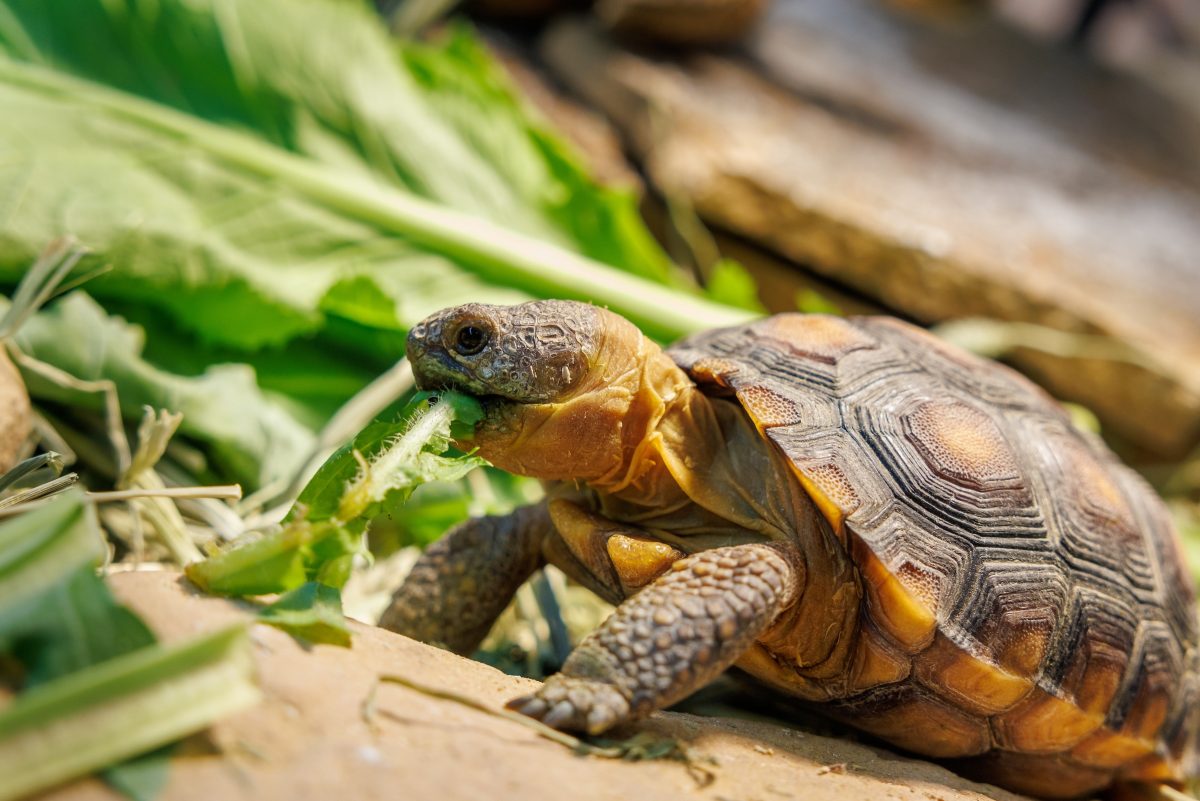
[507,542,801,734]
[380,504,551,655]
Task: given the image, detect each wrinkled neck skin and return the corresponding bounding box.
[468,309,821,543]
[468,312,861,688]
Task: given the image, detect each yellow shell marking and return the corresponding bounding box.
[1070,729,1154,769]
[994,692,1105,752]
[738,385,802,428]
[854,539,937,653]
[855,695,991,758]
[915,635,1033,715]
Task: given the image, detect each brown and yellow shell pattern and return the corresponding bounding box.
[669,314,1200,797]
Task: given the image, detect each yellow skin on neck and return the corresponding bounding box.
[469,309,861,688]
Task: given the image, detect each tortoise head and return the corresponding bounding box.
[406,300,689,483]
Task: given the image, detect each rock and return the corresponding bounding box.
[40,570,1031,801]
[538,3,1200,457]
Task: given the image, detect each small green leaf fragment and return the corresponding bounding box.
[258,582,351,647]
[184,520,348,596]
[15,567,155,687]
[102,746,173,801]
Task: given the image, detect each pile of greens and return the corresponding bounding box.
[0,0,758,797]
[0,0,753,487]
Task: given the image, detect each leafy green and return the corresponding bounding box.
[188,393,483,596]
[184,519,352,597]
[370,468,542,553]
[258,582,352,647]
[12,292,314,489]
[12,566,156,689]
[795,289,844,316]
[299,392,483,524]
[400,27,675,285]
[0,0,748,362]
[0,624,259,801]
[0,489,154,684]
[704,259,766,312]
[0,492,238,801]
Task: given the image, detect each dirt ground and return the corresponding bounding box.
[39,570,1034,801]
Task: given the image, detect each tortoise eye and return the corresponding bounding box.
[454,324,489,356]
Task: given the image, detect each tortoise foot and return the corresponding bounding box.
[507,676,631,735]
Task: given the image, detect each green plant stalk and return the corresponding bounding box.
[0,625,260,801]
[0,58,757,342]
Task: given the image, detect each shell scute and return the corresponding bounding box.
[993,692,1105,753]
[914,633,1033,715]
[757,314,878,364]
[903,399,1022,491]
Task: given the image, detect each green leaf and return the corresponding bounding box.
[296,420,404,524]
[0,488,103,631]
[184,519,353,597]
[0,489,156,686]
[368,467,543,554]
[189,392,485,597]
[297,392,484,524]
[795,289,844,316]
[11,292,315,489]
[705,259,766,312]
[258,582,351,647]
[0,490,179,799]
[400,25,677,285]
[14,567,156,688]
[0,0,746,358]
[0,625,260,801]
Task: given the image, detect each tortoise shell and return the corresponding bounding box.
[668,314,1200,797]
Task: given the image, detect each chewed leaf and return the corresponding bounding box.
[297,392,484,525]
[191,392,484,598]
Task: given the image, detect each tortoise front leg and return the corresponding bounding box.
[379,503,551,654]
[507,542,802,734]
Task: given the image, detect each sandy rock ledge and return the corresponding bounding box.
[39,571,1030,801]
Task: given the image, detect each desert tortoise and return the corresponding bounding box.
[384,300,1199,798]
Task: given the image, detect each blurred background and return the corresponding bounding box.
[1,0,1199,730]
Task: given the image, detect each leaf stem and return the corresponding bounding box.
[0,59,757,342]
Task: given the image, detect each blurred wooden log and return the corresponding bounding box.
[539,2,1200,456]
[484,32,643,190]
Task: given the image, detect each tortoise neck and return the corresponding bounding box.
[585,350,711,497]
[591,373,812,543]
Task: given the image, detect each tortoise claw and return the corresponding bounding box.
[506,676,630,735]
[505,694,549,718]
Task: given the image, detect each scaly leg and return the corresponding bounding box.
[507,542,802,733]
[380,503,551,654]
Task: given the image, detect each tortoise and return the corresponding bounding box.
[382,300,1199,798]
